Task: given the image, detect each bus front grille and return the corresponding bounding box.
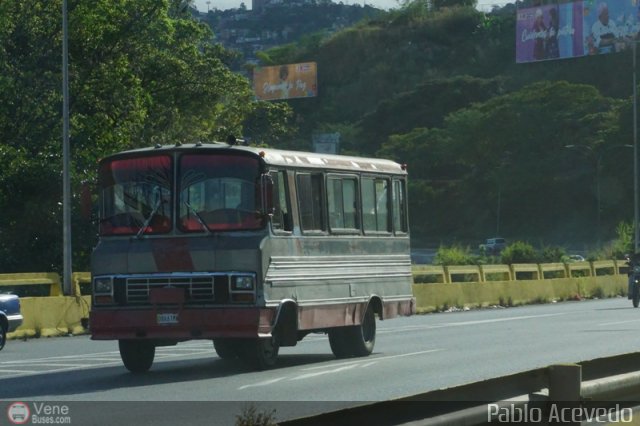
[125,276,225,304]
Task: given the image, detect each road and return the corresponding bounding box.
[2,297,640,425]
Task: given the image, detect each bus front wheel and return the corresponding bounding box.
[213,338,241,359]
[239,337,279,370]
[119,340,155,373]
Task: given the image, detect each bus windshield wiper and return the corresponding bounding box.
[136,189,164,239]
[182,200,210,234]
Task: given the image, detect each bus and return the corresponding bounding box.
[89,140,415,372]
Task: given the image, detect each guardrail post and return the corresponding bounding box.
[548,364,581,426]
[549,364,581,401]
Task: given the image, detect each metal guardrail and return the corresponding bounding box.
[280,352,640,426]
[413,260,628,284]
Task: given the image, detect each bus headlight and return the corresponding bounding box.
[93,277,114,305]
[94,277,113,294]
[233,276,255,291]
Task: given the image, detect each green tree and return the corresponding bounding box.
[0,0,293,272]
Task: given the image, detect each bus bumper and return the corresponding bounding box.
[89,307,275,340]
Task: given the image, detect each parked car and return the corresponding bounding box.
[479,237,507,255]
[0,293,23,350]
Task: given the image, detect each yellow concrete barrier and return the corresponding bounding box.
[540,262,568,279]
[412,275,626,313]
[412,265,447,283]
[0,273,62,296]
[445,265,482,283]
[566,261,593,278]
[8,296,91,338]
[511,263,542,280]
[480,264,513,282]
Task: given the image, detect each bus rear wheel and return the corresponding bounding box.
[347,305,376,357]
[328,328,352,358]
[119,340,155,373]
[329,305,376,358]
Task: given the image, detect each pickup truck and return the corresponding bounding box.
[0,293,23,350]
[479,237,507,255]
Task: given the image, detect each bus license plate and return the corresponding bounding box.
[157,313,179,325]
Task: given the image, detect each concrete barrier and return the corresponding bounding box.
[8,296,91,338]
[412,275,626,313]
[0,273,63,296]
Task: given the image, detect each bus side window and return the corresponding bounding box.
[327,175,359,232]
[297,172,325,232]
[362,177,390,233]
[271,170,292,232]
[393,179,408,234]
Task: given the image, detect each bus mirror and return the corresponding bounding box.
[261,174,275,216]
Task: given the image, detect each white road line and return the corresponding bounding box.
[291,363,361,380]
[377,313,568,334]
[1,363,92,368]
[598,319,640,326]
[300,348,443,371]
[238,349,442,391]
[238,377,287,390]
[0,369,42,374]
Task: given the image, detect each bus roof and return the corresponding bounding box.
[102,142,407,175]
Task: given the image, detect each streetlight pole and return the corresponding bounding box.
[634,42,639,253]
[62,0,72,295]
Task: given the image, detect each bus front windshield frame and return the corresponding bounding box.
[98,152,265,237]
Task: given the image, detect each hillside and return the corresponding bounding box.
[255,2,637,248]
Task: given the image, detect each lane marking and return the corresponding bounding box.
[238,377,287,390]
[291,363,361,380]
[598,319,640,327]
[300,348,444,371]
[238,349,442,390]
[377,313,568,334]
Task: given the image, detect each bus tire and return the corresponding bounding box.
[239,337,279,370]
[213,339,240,359]
[328,328,353,358]
[346,305,376,357]
[119,340,155,373]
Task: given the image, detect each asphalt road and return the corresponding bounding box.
[2,297,640,425]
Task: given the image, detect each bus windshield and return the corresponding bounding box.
[99,155,173,236]
[178,153,263,232]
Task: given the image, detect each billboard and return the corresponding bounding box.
[312,132,340,154]
[516,0,640,63]
[253,62,318,101]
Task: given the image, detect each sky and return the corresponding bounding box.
[193,0,512,12]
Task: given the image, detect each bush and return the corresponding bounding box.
[539,246,566,263]
[433,245,478,265]
[500,241,538,264]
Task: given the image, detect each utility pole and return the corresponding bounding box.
[62,0,73,295]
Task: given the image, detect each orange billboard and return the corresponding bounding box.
[253,62,317,101]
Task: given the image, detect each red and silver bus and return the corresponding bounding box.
[90,141,415,372]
